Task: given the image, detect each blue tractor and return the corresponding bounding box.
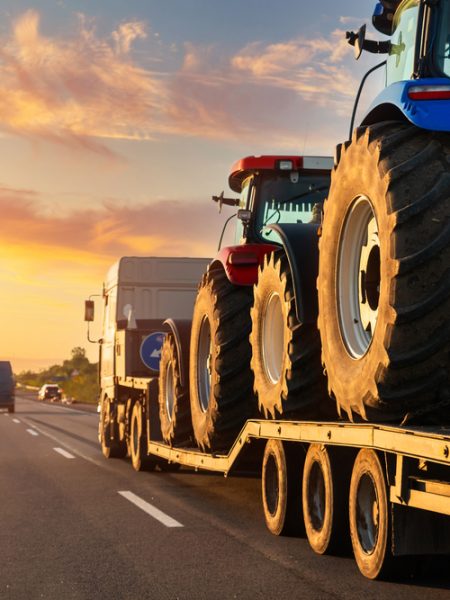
[317,1,450,425]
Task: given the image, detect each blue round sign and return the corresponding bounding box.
[140,332,166,372]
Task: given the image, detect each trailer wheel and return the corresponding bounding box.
[159,333,192,445]
[100,397,127,459]
[189,268,254,451]
[302,444,350,555]
[318,122,450,422]
[251,251,326,418]
[262,439,303,536]
[130,402,156,472]
[349,449,394,579]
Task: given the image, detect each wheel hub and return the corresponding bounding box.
[197,315,212,413]
[356,473,379,554]
[165,362,175,422]
[338,197,380,358]
[262,292,284,384]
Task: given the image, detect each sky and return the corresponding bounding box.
[0,0,385,372]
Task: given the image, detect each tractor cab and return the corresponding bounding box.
[218,155,332,246]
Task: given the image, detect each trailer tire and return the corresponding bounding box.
[262,439,304,536]
[251,251,326,419]
[318,122,450,422]
[159,333,192,445]
[130,402,156,472]
[349,449,393,579]
[100,397,127,459]
[189,268,254,451]
[8,405,15,414]
[302,444,351,555]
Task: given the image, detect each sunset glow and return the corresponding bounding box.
[0,0,381,371]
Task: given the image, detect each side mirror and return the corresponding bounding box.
[353,24,366,60]
[84,300,95,322]
[237,209,252,224]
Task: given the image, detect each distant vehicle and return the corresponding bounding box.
[0,361,15,413]
[38,384,62,402]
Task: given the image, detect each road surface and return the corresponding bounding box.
[1,392,449,599]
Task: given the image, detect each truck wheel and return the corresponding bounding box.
[250,252,326,418]
[349,449,393,579]
[159,333,192,445]
[100,397,127,459]
[302,444,350,555]
[130,402,156,471]
[262,439,304,536]
[318,122,450,421]
[189,268,254,451]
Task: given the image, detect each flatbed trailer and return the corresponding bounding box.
[119,377,450,580]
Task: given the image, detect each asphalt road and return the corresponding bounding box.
[1,393,449,600]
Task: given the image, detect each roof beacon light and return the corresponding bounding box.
[408,85,450,101]
[278,160,294,170]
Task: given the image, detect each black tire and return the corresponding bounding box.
[189,268,254,451]
[318,122,450,422]
[349,449,393,579]
[8,405,15,414]
[130,402,156,471]
[261,439,304,536]
[158,333,192,445]
[100,397,127,459]
[250,252,327,419]
[302,444,351,555]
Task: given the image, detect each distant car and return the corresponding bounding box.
[0,361,15,413]
[38,384,62,402]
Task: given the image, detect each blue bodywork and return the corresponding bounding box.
[363,78,450,132]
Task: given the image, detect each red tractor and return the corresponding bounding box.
[158,155,333,451]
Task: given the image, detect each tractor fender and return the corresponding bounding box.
[162,318,192,388]
[210,243,278,286]
[362,79,450,132]
[266,223,320,324]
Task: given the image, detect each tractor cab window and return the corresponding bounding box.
[386,0,420,85]
[255,173,329,243]
[234,176,254,244]
[435,0,450,77]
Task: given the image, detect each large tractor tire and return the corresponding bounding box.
[158,333,192,446]
[250,252,327,419]
[189,268,255,451]
[318,122,450,422]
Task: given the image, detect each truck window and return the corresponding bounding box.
[386,0,420,85]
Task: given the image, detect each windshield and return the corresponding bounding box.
[435,0,450,76]
[254,173,330,243]
[386,0,420,85]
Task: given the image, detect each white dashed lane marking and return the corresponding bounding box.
[118,491,183,528]
[12,419,20,424]
[53,447,75,459]
[26,429,39,436]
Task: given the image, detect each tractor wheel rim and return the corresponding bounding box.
[338,196,380,358]
[165,361,175,422]
[197,315,212,413]
[262,292,284,384]
[356,472,379,554]
[308,461,326,532]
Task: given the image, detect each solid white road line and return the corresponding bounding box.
[53,447,75,459]
[26,429,39,436]
[12,419,20,424]
[118,491,183,528]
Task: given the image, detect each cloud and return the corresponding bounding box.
[0,10,165,156]
[0,10,363,153]
[0,186,222,273]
